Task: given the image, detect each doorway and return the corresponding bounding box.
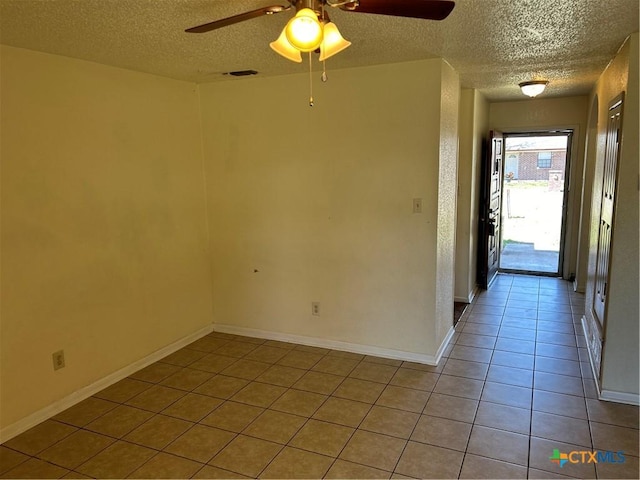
[499,132,572,275]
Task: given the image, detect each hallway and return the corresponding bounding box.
[0,276,638,479]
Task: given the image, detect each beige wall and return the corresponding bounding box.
[200,59,459,358]
[455,89,488,302]
[583,33,639,399]
[0,46,214,430]
[489,96,589,281]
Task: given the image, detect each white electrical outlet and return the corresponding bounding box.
[52,350,65,370]
[312,302,320,316]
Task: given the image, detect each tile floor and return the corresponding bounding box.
[1,275,638,479]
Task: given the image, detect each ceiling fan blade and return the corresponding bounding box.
[185,5,290,33]
[338,0,455,21]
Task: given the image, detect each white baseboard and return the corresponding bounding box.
[214,324,447,366]
[599,390,640,406]
[454,285,478,304]
[0,324,214,443]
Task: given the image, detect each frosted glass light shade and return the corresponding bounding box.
[519,80,548,97]
[285,8,323,52]
[319,22,351,61]
[270,28,302,63]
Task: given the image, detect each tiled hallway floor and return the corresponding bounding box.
[1,275,638,479]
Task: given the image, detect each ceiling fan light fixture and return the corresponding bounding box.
[519,80,548,97]
[319,22,351,61]
[285,8,323,52]
[270,27,303,63]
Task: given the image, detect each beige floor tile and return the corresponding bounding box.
[125,384,186,412]
[455,333,497,349]
[194,375,249,399]
[209,435,282,477]
[293,371,344,395]
[0,446,30,475]
[244,345,289,364]
[277,350,324,369]
[360,405,419,439]
[423,393,478,423]
[533,390,587,419]
[442,358,489,381]
[349,362,398,384]
[460,454,527,479]
[94,378,152,403]
[481,381,532,409]
[401,361,444,374]
[62,470,92,478]
[129,362,181,383]
[462,322,500,336]
[189,353,238,373]
[410,415,472,452]
[498,326,536,341]
[242,410,306,444]
[129,452,203,479]
[595,452,639,479]
[590,421,639,457]
[434,374,484,400]
[529,437,596,479]
[270,389,327,417]
[536,343,580,361]
[230,382,287,408]
[192,465,251,479]
[363,355,403,367]
[531,411,592,448]
[449,345,493,363]
[38,430,115,470]
[325,459,391,479]
[340,430,406,471]
[85,405,154,438]
[534,371,585,397]
[53,397,118,427]
[4,420,77,456]
[312,397,372,428]
[161,392,222,422]
[376,385,429,413]
[486,364,533,388]
[328,350,365,361]
[221,359,272,381]
[586,398,639,428]
[333,378,386,404]
[124,414,193,449]
[474,401,531,435]
[160,348,207,367]
[389,368,439,391]
[256,365,306,387]
[263,339,297,350]
[185,336,230,353]
[75,441,155,478]
[527,467,577,479]
[395,441,463,479]
[164,425,235,463]
[211,341,258,358]
[290,419,354,457]
[293,344,331,355]
[491,351,534,370]
[467,425,529,466]
[200,401,264,432]
[0,457,69,479]
[311,356,360,376]
[536,357,582,377]
[160,367,214,391]
[260,446,334,478]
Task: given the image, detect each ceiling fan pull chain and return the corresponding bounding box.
[322,60,328,82]
[309,52,314,107]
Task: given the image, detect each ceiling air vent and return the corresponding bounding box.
[226,70,258,77]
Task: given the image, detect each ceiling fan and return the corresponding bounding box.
[186,0,456,62]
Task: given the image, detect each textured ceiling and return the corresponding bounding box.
[0,0,638,101]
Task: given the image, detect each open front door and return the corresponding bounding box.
[478,130,503,289]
